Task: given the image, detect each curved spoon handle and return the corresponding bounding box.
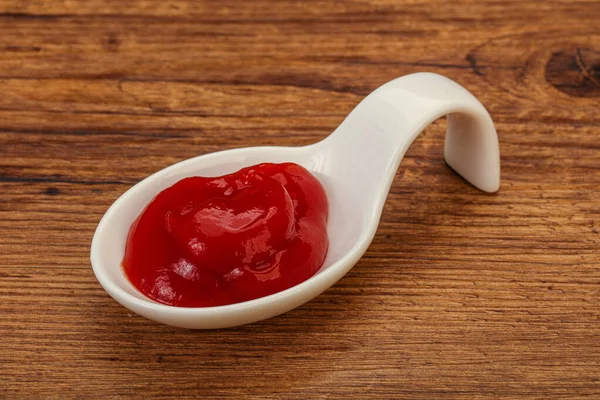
[320,72,500,195]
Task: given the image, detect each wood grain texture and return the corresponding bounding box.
[1,1,600,398]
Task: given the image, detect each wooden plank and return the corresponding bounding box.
[1,0,600,398]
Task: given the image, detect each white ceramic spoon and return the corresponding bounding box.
[91,72,500,329]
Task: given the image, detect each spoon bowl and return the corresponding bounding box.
[91,72,500,329]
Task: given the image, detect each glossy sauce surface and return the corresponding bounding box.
[122,163,329,307]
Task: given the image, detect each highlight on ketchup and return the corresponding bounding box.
[122,162,329,307]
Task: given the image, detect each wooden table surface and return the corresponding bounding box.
[2,1,600,398]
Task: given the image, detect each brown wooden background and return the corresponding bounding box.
[1,1,600,398]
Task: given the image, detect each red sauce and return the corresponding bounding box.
[122,162,329,307]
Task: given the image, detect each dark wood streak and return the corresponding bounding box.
[0,175,133,185]
[545,48,600,97]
